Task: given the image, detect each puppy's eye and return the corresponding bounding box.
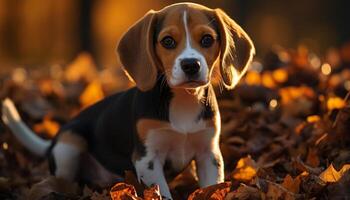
[200,34,214,48]
[160,36,176,49]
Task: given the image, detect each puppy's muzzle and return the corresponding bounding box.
[181,58,201,78]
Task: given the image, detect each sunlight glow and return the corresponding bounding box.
[321,63,332,75]
[269,99,278,110]
[2,142,8,150]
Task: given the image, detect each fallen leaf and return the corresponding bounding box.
[225,184,261,200]
[232,156,258,182]
[110,183,141,200]
[188,182,231,200]
[33,115,60,138]
[143,185,162,200]
[319,164,350,183]
[306,148,320,168]
[64,52,98,82]
[257,178,301,200]
[28,176,80,200]
[282,174,301,194]
[79,80,104,108]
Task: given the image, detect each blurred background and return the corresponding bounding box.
[0,0,349,70]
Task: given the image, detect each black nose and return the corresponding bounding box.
[181,58,200,76]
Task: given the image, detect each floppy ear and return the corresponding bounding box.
[214,9,255,89]
[117,10,159,91]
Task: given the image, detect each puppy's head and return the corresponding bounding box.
[117,3,255,91]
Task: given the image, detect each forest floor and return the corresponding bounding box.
[1,44,350,200]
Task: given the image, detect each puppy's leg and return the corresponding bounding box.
[195,145,224,187]
[52,132,87,181]
[134,155,172,200]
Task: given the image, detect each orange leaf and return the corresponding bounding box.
[64,52,98,82]
[319,164,350,183]
[79,80,104,108]
[232,156,258,182]
[143,185,161,200]
[110,183,141,200]
[33,116,60,138]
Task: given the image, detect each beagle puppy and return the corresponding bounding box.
[2,3,254,199]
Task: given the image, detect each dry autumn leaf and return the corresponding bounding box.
[282,174,301,194]
[110,183,141,200]
[319,164,350,183]
[232,156,258,182]
[188,182,231,200]
[306,148,320,168]
[64,52,98,82]
[33,115,60,138]
[79,80,105,108]
[225,184,261,200]
[143,185,162,200]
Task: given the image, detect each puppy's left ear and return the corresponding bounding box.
[117,10,159,91]
[214,9,255,89]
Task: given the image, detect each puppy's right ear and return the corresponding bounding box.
[117,11,159,92]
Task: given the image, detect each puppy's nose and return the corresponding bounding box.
[181,58,200,76]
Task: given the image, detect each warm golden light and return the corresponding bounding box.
[307,115,320,123]
[269,99,278,109]
[272,69,288,83]
[2,142,8,150]
[321,63,332,75]
[327,97,346,111]
[245,71,261,85]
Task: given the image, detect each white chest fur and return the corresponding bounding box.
[169,89,206,133]
[145,127,215,170]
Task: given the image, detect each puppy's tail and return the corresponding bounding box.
[1,98,51,156]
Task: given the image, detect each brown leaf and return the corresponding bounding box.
[257,179,301,200]
[28,176,80,200]
[225,184,260,200]
[188,182,231,200]
[306,148,320,168]
[282,174,301,194]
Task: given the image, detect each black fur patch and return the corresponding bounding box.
[148,161,154,170]
[212,157,221,168]
[197,87,215,121]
